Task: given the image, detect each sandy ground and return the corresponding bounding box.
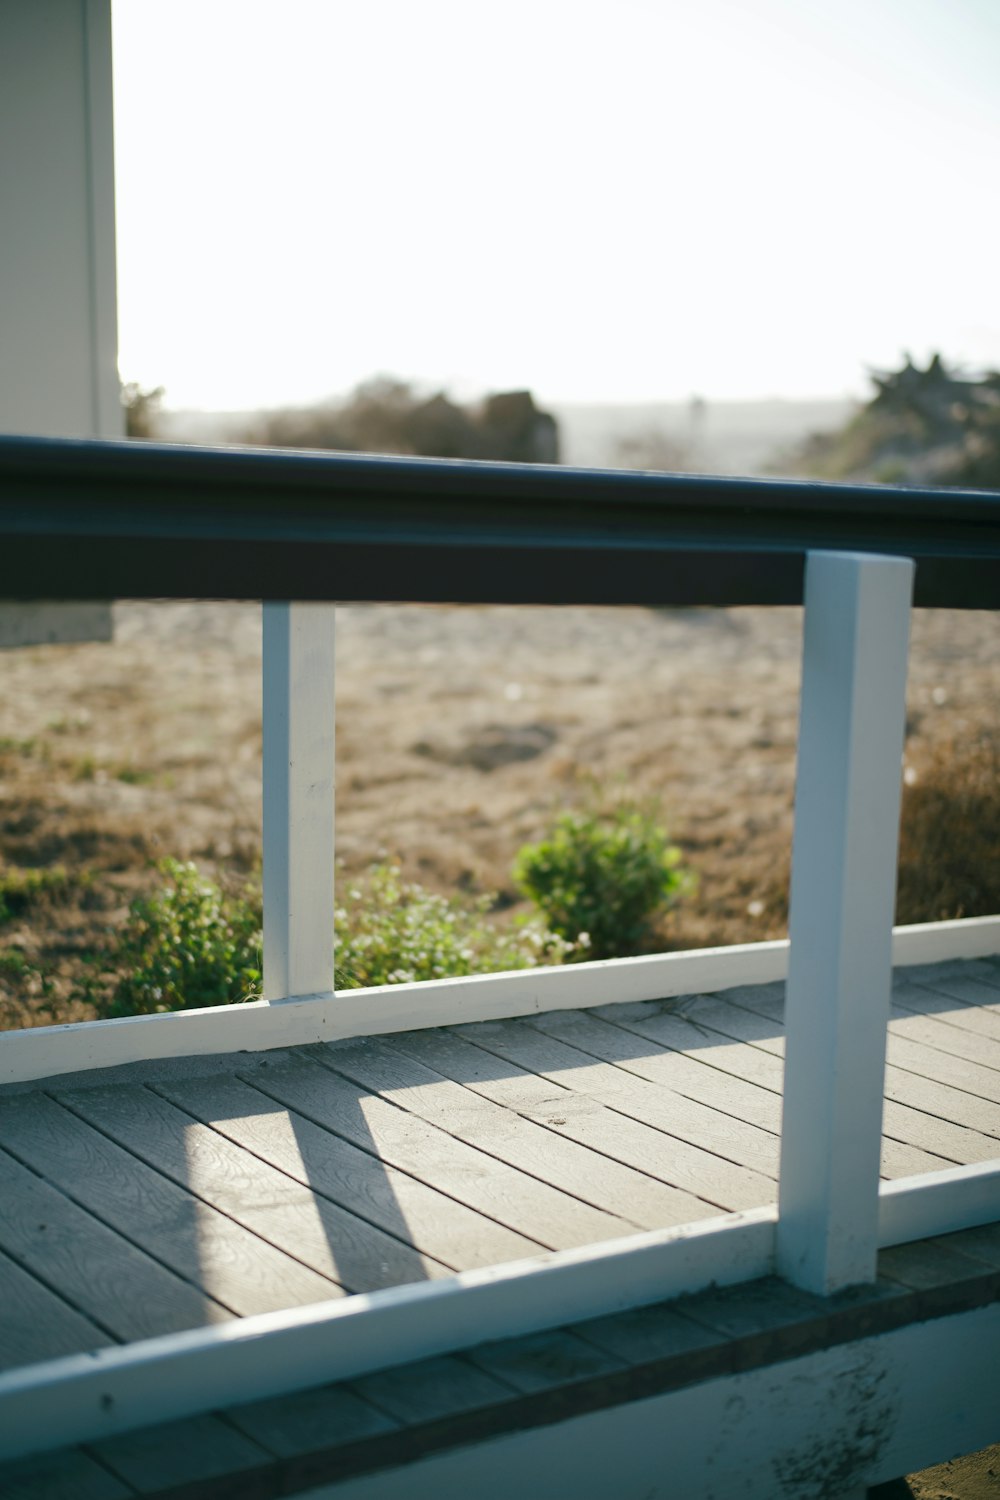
[0,599,998,1029]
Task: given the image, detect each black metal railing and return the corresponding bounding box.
[1,434,999,607]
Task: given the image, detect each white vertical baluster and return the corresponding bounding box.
[262,601,336,1001]
[777,551,914,1295]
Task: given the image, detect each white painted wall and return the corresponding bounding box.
[296,1305,1000,1500]
[0,0,118,643]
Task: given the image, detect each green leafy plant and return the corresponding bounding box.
[88,857,575,1017]
[103,858,261,1016]
[513,799,692,960]
[334,863,574,988]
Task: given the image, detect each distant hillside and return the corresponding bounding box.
[552,398,853,476]
[140,382,558,465]
[154,394,853,479]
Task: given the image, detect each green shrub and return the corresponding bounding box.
[105,858,262,1016]
[90,858,575,1016]
[335,863,574,988]
[513,800,692,960]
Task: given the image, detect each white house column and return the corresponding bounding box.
[0,0,119,644]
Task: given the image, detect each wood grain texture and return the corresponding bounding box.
[406,1023,773,1211]
[0,1146,221,1344]
[722,979,1000,1137]
[0,1248,111,1370]
[437,1020,779,1175]
[529,1006,783,1131]
[62,1083,445,1293]
[307,1042,653,1239]
[888,1004,1000,1075]
[594,995,785,1091]
[0,1090,332,1317]
[593,995,955,1176]
[893,976,1000,1043]
[887,1031,1000,1104]
[157,1071,544,1271]
[726,979,1000,1091]
[240,1053,630,1250]
[668,991,989,1169]
[883,1062,1000,1140]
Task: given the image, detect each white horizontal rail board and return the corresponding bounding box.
[2,916,998,1086]
[0,1207,775,1462]
[878,1159,1000,1248]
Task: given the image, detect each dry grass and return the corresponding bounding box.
[0,601,997,1029]
[897,732,1000,925]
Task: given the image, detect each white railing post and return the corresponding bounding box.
[777,551,914,1295]
[262,602,336,1001]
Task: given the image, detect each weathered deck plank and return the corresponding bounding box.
[725,979,1000,1136]
[0,961,996,1399]
[0,1248,112,1368]
[399,1022,773,1209]
[429,1020,778,1174]
[0,1147,219,1345]
[530,1005,783,1130]
[238,1052,632,1249]
[894,975,1000,1043]
[61,1083,446,1292]
[651,986,992,1168]
[156,1071,546,1270]
[0,1091,338,1318]
[719,982,1000,1159]
[593,994,953,1175]
[311,1037,661,1232]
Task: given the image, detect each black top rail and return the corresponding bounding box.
[1,434,999,608]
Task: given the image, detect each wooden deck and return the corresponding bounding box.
[1,956,999,1380]
[4,1227,999,1499]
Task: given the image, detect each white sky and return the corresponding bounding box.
[112,0,1000,411]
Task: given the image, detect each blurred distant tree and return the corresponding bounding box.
[781,354,1000,489]
[952,370,1000,490]
[241,379,559,463]
[122,382,165,440]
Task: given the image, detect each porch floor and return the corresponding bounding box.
[2,957,1000,1376]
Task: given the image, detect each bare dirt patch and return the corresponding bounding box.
[0,600,997,1028]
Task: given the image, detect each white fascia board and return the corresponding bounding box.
[878,1159,1000,1248]
[0,1206,775,1463]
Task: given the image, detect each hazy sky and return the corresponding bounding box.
[112,0,1000,411]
